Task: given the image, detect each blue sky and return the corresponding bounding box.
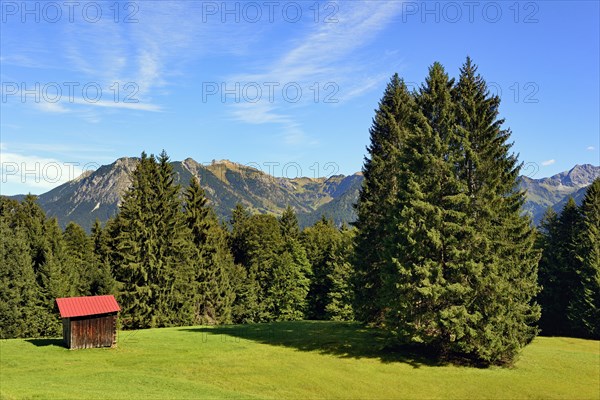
[1,0,598,195]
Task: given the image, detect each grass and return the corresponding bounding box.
[1,321,599,399]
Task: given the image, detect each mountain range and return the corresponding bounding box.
[520,163,599,223]
[5,158,598,231]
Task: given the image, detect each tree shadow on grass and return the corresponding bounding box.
[25,338,64,348]
[180,321,444,368]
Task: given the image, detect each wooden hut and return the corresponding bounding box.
[55,295,120,350]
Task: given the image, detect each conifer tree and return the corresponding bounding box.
[1,196,67,336]
[154,151,195,326]
[244,214,283,321]
[538,198,581,336]
[228,203,261,322]
[539,180,600,339]
[450,58,540,362]
[353,74,416,323]
[184,177,235,324]
[357,59,541,364]
[302,216,341,319]
[14,195,47,277]
[0,218,38,338]
[230,263,260,324]
[230,203,251,267]
[271,207,310,320]
[113,151,194,328]
[37,218,73,335]
[90,220,117,295]
[228,210,309,322]
[63,222,98,296]
[572,178,600,338]
[280,205,300,240]
[325,224,355,321]
[384,62,470,352]
[113,152,157,328]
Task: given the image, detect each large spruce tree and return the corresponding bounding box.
[243,214,283,322]
[450,58,540,362]
[353,74,416,323]
[356,58,541,364]
[184,177,235,324]
[112,152,158,328]
[154,151,196,326]
[384,62,474,354]
[113,151,195,329]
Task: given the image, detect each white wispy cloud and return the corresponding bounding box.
[227,1,403,145]
[71,98,162,112]
[60,11,172,112]
[0,54,48,69]
[587,146,596,151]
[6,87,162,114]
[231,102,293,125]
[542,159,556,166]
[5,2,216,120]
[35,102,70,114]
[0,145,96,194]
[6,142,115,161]
[231,1,402,97]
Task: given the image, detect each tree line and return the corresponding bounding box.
[537,182,600,339]
[1,58,597,367]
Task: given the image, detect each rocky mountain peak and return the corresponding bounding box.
[535,164,599,188]
[563,164,599,186]
[182,157,200,170]
[114,157,139,167]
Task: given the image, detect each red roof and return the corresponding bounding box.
[56,295,120,318]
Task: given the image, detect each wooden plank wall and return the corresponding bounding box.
[67,313,117,349]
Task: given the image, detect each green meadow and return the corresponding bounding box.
[1,321,598,400]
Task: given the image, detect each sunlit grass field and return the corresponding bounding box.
[1,321,598,399]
